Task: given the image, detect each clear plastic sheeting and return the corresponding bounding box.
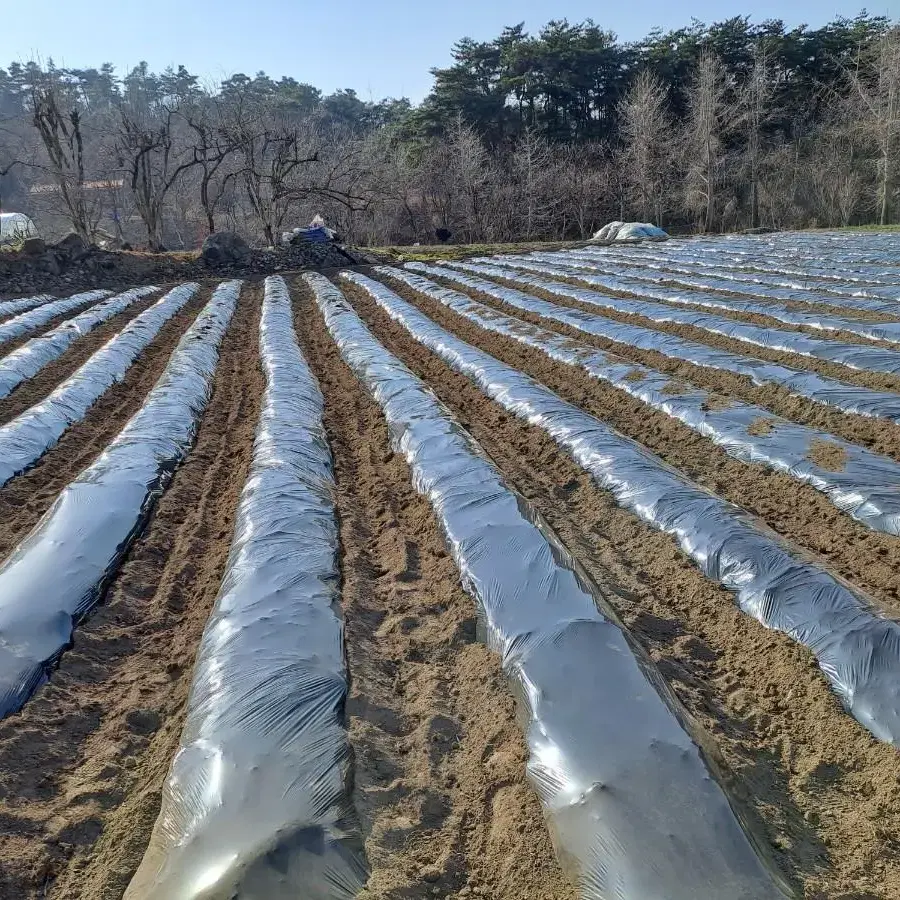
[126,277,365,900]
[0,294,54,319]
[342,269,900,747]
[389,264,900,535]
[529,255,900,334]
[447,259,900,424]
[484,255,900,374]
[0,283,200,489]
[657,233,900,277]
[0,285,160,400]
[0,280,240,719]
[573,247,900,302]
[649,234,900,281]
[0,288,110,348]
[543,249,900,313]
[307,271,790,900]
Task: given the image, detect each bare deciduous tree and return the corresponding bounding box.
[618,70,673,224]
[848,26,900,225]
[31,74,100,240]
[683,52,730,232]
[116,103,197,249]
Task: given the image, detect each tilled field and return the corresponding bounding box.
[1,232,900,899]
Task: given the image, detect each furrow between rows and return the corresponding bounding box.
[338,273,900,899]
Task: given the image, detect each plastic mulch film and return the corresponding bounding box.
[387,264,900,535]
[0,285,160,400]
[446,259,900,424]
[547,247,900,319]
[0,294,54,319]
[542,248,900,312]
[306,271,791,900]
[0,288,110,347]
[647,235,900,281]
[571,247,900,301]
[125,276,366,900]
[484,255,900,373]
[340,269,900,748]
[0,280,240,720]
[0,283,199,489]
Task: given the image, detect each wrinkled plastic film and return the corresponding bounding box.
[648,234,900,281]
[0,294,54,319]
[389,264,900,535]
[447,258,900,423]
[0,280,240,719]
[571,247,900,301]
[126,276,366,900]
[485,255,900,374]
[307,271,790,900]
[344,269,900,747]
[542,248,900,312]
[0,285,160,400]
[0,283,199,488]
[0,288,110,347]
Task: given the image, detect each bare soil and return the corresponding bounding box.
[295,281,578,899]
[0,290,208,560]
[434,273,900,464]
[0,257,898,900]
[344,275,900,899]
[0,284,263,899]
[366,278,900,613]
[0,292,159,424]
[808,439,849,472]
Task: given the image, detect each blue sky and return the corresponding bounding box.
[2,0,897,100]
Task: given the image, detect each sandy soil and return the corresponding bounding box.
[345,274,900,900]
[0,260,898,900]
[487,268,900,395]
[0,284,263,899]
[436,274,900,464]
[295,280,578,899]
[0,293,159,424]
[0,290,208,561]
[367,278,900,614]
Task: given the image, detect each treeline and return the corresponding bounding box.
[0,12,897,248]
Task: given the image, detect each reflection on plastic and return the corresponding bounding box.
[0,280,240,719]
[448,259,900,423]
[0,294,54,319]
[560,246,900,304]
[0,288,110,346]
[527,250,900,340]
[310,272,791,900]
[0,283,199,488]
[0,285,160,400]
[631,232,900,286]
[393,263,900,535]
[344,269,900,747]
[485,254,900,374]
[126,276,366,900]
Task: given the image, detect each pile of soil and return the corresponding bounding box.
[0,241,384,300]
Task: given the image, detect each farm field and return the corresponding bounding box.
[0,231,899,899]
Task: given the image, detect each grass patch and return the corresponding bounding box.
[372,240,585,264]
[813,224,900,233]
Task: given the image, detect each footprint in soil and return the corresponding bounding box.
[53,815,104,847]
[452,616,477,646]
[346,695,407,737]
[427,715,462,769]
[379,790,452,850]
[631,611,683,645]
[395,540,421,583]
